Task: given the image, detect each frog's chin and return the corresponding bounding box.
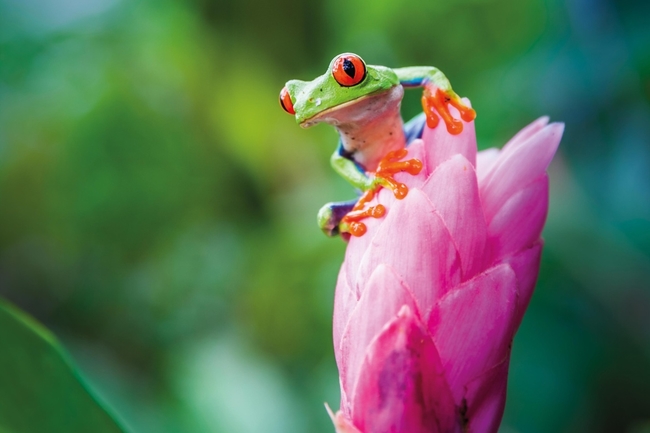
[299,87,400,129]
[299,94,371,128]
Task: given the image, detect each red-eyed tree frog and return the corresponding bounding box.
[280,53,475,237]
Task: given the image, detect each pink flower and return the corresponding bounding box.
[330,114,563,433]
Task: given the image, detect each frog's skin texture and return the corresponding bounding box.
[280,53,475,237]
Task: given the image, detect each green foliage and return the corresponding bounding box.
[0,300,125,433]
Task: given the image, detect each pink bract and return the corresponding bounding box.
[330,112,563,433]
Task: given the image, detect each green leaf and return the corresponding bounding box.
[0,299,127,433]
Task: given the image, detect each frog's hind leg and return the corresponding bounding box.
[317,199,357,237]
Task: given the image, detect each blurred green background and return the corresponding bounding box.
[1,0,649,431]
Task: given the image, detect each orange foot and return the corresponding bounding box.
[421,85,476,135]
[341,148,423,237]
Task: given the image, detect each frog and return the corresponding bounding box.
[280,53,475,237]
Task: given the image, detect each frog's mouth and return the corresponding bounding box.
[300,87,400,128]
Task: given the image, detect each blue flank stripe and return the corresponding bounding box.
[400,77,426,87]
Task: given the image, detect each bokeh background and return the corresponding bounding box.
[1,0,649,431]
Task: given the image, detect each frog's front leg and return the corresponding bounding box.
[319,150,384,237]
[330,147,374,192]
[325,146,422,237]
[330,146,421,195]
[394,66,476,135]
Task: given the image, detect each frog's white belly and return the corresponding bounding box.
[306,86,406,172]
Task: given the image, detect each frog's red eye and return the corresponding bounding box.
[332,54,366,87]
[280,86,295,115]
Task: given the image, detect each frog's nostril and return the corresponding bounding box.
[280,86,295,115]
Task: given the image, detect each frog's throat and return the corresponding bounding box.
[302,86,406,172]
[298,88,395,128]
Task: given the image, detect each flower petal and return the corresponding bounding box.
[487,175,548,261]
[421,99,477,176]
[476,148,500,185]
[421,154,488,280]
[502,241,543,330]
[478,117,551,189]
[428,264,517,404]
[355,189,463,315]
[480,122,563,222]
[463,358,510,433]
[339,375,351,418]
[339,264,421,401]
[343,221,384,297]
[351,306,457,433]
[326,407,362,433]
[334,263,358,369]
[500,116,549,155]
[341,138,430,292]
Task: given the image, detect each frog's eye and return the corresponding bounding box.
[332,54,366,87]
[279,86,295,115]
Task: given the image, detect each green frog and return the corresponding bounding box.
[280,53,475,237]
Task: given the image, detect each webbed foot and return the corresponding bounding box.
[340,148,423,237]
[339,189,386,237]
[373,148,422,199]
[421,85,476,135]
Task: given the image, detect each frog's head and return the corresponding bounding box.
[280,53,399,127]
